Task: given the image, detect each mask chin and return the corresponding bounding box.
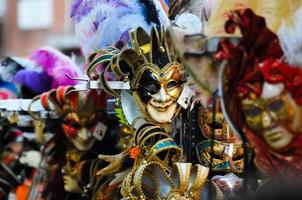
[70,129,95,152]
[147,102,177,123]
[263,127,294,151]
[63,175,81,193]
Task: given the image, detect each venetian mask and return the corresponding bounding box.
[111,26,186,125]
[133,63,184,124]
[62,112,97,152]
[61,150,81,193]
[198,100,239,142]
[39,86,106,152]
[197,99,247,173]
[242,82,302,151]
[196,140,245,173]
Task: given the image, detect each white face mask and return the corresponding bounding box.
[147,87,178,123]
[133,65,184,124]
[69,128,96,152]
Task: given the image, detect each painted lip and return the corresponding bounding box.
[150,100,174,111]
[264,131,283,142]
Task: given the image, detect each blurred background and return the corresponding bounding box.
[0,0,81,57]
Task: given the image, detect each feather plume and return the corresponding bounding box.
[246,0,302,33]
[169,0,205,20]
[278,7,302,67]
[13,70,53,94]
[70,0,170,56]
[30,47,81,88]
[206,0,302,37]
[205,0,246,37]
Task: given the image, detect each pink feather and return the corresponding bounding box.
[30,47,80,88]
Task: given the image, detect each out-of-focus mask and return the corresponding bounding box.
[241,60,302,152]
[40,86,106,152]
[197,99,247,174]
[61,150,81,193]
[218,9,302,176]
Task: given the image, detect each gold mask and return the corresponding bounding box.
[111,26,185,125]
[197,99,248,173]
[242,86,302,151]
[61,150,82,193]
[198,103,240,143]
[196,140,246,173]
[133,63,184,124]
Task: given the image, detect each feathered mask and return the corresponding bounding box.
[218,8,302,176]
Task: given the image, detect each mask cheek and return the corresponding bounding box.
[167,87,182,100]
[244,114,262,132]
[137,87,154,104]
[62,124,78,138]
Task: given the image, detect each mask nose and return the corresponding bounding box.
[154,87,170,103]
[261,112,273,129]
[78,128,89,141]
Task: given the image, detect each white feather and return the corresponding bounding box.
[174,13,203,34]
[73,0,170,56]
[278,7,302,67]
[109,168,132,186]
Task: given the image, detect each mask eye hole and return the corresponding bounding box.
[268,99,284,112]
[243,106,262,117]
[69,121,81,129]
[232,154,245,161]
[210,152,224,160]
[144,83,159,95]
[166,80,178,89]
[208,121,223,129]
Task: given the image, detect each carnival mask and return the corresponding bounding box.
[197,99,247,173]
[110,26,186,125]
[242,82,302,151]
[62,112,97,152]
[198,100,239,142]
[196,140,245,173]
[38,86,106,152]
[61,150,81,193]
[133,63,184,124]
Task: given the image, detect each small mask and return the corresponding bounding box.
[61,150,81,193]
[197,99,247,174]
[41,86,106,152]
[196,140,246,173]
[198,99,239,143]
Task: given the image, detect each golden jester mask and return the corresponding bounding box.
[111,27,186,125]
[197,98,248,173]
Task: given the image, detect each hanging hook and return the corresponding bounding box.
[65,74,89,82]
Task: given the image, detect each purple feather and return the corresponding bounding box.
[30,47,79,88]
[70,0,129,22]
[13,70,53,94]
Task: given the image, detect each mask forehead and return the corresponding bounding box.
[162,65,183,82]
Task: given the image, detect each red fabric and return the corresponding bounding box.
[259,59,302,105]
[244,127,302,178]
